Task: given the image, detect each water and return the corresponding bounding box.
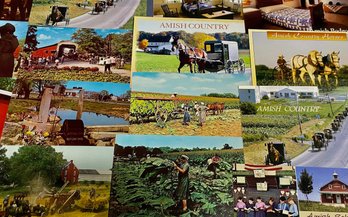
[55,109,128,126]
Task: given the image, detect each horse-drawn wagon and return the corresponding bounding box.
[312,132,327,151]
[92,0,107,14]
[204,40,245,73]
[46,6,70,26]
[264,142,290,165]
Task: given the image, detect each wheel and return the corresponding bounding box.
[155,109,168,124]
[224,60,233,73]
[239,59,245,73]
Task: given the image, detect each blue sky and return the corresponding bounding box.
[116,135,243,149]
[4,146,114,171]
[65,81,130,96]
[0,21,28,40]
[132,72,251,96]
[295,166,348,202]
[36,26,129,48]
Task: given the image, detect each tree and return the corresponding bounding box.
[152,148,163,156]
[138,39,149,50]
[222,144,233,150]
[110,32,133,62]
[298,169,313,201]
[8,146,67,186]
[72,29,106,55]
[23,26,39,52]
[0,146,10,185]
[192,32,216,49]
[0,78,15,92]
[240,102,257,115]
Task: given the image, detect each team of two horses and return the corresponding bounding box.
[291,50,340,86]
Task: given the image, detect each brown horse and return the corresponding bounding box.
[171,36,207,73]
[207,103,224,115]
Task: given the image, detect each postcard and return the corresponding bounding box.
[0,145,113,217]
[109,134,244,216]
[15,26,132,83]
[28,0,147,29]
[296,166,348,217]
[130,72,252,137]
[0,0,33,21]
[131,16,251,75]
[0,79,130,146]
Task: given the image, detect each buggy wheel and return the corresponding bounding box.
[155,109,168,124]
[46,15,51,25]
[239,59,245,73]
[224,60,233,74]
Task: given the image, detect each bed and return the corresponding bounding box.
[181,1,218,17]
[256,0,324,30]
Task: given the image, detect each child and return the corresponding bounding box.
[266,197,277,217]
[246,198,255,217]
[234,197,246,217]
[255,197,266,217]
[288,197,299,217]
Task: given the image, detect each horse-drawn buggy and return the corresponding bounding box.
[264,142,290,165]
[312,132,327,151]
[204,40,245,73]
[46,6,70,26]
[92,0,107,14]
[324,128,335,142]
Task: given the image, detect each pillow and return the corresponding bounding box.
[259,4,290,13]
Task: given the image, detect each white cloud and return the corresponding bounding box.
[37,34,52,40]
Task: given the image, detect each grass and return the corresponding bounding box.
[121,0,147,29]
[299,200,348,212]
[29,0,98,25]
[135,51,251,73]
[7,98,130,118]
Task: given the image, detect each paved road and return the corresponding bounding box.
[292,116,348,168]
[57,0,140,29]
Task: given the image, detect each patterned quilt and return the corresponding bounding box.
[183,3,213,12]
[262,8,313,31]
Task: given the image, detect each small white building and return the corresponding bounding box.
[145,35,175,55]
[239,86,320,103]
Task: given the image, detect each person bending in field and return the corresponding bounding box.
[173,155,190,213]
[207,154,221,178]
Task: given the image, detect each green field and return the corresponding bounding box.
[299,200,348,212]
[135,52,251,73]
[121,0,147,29]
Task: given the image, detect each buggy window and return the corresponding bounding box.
[205,44,212,52]
[205,43,222,53]
[214,43,222,53]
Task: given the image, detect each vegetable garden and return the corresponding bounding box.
[109,149,244,217]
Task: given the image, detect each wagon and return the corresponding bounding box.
[312,132,327,151]
[273,63,291,81]
[204,40,245,73]
[92,0,107,14]
[264,142,290,165]
[46,6,70,26]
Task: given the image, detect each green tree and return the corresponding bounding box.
[72,29,106,55]
[8,146,67,186]
[110,32,133,62]
[0,78,15,92]
[240,102,257,115]
[0,146,10,185]
[298,169,313,201]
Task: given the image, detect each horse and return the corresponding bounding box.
[317,51,340,86]
[207,103,224,115]
[171,36,207,73]
[291,50,324,85]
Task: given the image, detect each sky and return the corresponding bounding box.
[4,146,114,171]
[251,31,348,68]
[116,134,243,149]
[36,26,129,48]
[136,17,245,34]
[295,166,348,202]
[132,72,251,96]
[0,21,28,40]
[65,81,130,96]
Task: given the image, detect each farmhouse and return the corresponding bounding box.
[320,172,348,206]
[31,41,78,58]
[239,86,319,103]
[61,160,79,184]
[0,90,12,138]
[144,35,175,55]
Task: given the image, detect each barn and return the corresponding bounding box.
[320,172,348,205]
[31,41,78,58]
[0,90,12,138]
[61,160,79,184]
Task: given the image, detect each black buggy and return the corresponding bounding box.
[46,6,70,26]
[92,0,107,14]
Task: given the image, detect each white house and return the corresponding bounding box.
[239,86,320,103]
[145,35,175,55]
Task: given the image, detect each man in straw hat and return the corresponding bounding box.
[173,155,190,212]
[0,22,19,77]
